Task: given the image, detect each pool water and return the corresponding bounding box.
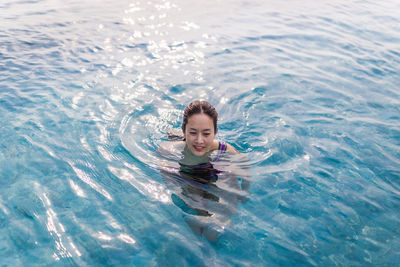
[1,0,400,265]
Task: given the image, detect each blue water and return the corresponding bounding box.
[1,0,400,265]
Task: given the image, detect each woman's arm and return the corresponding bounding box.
[226,143,240,154]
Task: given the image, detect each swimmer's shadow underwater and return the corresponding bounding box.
[159,154,251,243]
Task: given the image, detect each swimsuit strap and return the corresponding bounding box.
[215,141,227,162]
[217,141,225,151]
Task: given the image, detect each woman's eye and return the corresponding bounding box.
[190,132,196,135]
[203,133,210,136]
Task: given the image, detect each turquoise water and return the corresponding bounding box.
[1,0,400,265]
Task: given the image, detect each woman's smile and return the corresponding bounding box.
[193,145,205,152]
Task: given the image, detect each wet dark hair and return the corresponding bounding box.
[182,100,218,134]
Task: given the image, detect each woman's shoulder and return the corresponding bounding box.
[214,140,240,154]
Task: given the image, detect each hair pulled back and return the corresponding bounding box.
[182,100,218,134]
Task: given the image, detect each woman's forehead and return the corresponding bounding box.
[187,114,214,128]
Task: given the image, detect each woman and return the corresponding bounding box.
[158,100,250,242]
[159,100,239,164]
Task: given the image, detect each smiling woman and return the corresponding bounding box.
[158,100,239,164]
[157,100,251,242]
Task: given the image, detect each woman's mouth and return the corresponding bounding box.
[193,145,205,152]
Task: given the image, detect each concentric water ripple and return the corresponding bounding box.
[1,0,399,265]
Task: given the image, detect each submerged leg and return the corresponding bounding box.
[203,224,224,243]
[183,216,225,242]
[184,215,204,236]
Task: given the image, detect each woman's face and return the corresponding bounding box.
[183,113,216,156]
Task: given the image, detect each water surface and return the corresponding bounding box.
[1,0,400,265]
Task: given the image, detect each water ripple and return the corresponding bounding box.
[1,0,400,265]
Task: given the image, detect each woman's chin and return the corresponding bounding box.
[191,147,206,156]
